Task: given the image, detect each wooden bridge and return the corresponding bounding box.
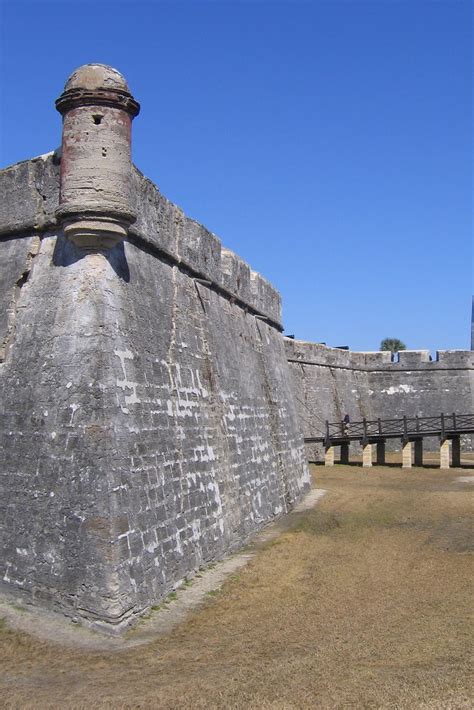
[304,413,474,468]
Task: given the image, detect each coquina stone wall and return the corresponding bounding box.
[0,153,309,630]
[285,338,474,460]
[1,62,470,633]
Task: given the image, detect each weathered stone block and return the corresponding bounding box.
[437,350,474,367]
[220,247,252,304]
[250,270,282,325]
[363,351,393,367]
[129,167,182,258]
[179,218,222,282]
[398,350,431,365]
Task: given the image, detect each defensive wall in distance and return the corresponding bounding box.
[0,65,309,631]
[285,339,474,461]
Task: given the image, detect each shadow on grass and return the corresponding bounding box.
[287,504,415,539]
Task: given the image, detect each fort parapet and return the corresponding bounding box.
[0,155,282,329]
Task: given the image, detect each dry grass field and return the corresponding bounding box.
[1,463,472,709]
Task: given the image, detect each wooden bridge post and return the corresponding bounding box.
[414,439,423,467]
[340,442,350,464]
[376,441,385,465]
[402,440,412,468]
[451,436,461,467]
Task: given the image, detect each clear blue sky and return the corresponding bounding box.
[1,0,472,352]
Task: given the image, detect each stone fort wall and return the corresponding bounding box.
[0,153,309,630]
[1,63,471,633]
[285,338,474,460]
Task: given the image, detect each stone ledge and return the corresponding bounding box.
[0,153,59,236]
[397,350,432,365]
[436,350,474,367]
[130,166,282,326]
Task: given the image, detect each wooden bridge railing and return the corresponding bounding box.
[304,413,474,469]
[306,413,474,445]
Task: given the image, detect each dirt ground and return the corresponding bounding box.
[1,463,473,709]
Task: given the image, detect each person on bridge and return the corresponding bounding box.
[342,413,350,437]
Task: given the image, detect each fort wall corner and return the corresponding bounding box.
[0,65,308,631]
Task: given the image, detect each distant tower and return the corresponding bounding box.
[55,64,140,251]
[471,296,474,350]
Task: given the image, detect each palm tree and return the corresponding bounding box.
[380,338,406,353]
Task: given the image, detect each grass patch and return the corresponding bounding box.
[145,589,181,618]
[0,464,472,709]
[205,589,220,598]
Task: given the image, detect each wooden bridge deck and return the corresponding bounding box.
[304,413,474,445]
[304,413,474,468]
